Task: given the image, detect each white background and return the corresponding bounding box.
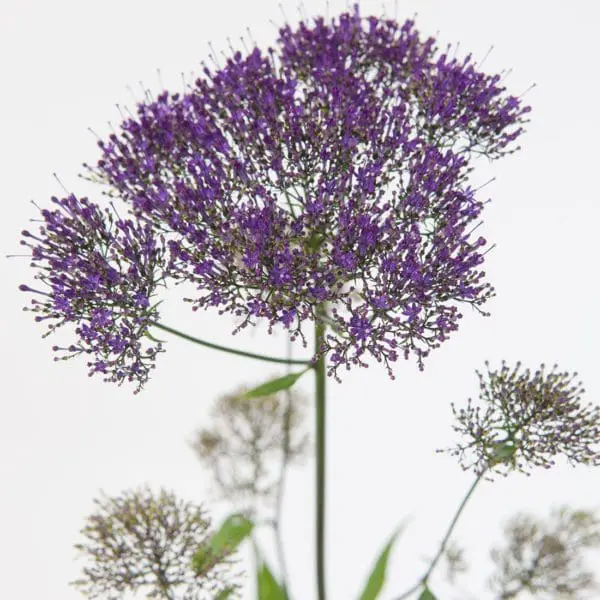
[1,1,599,599]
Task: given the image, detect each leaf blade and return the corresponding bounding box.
[243,371,307,399]
[358,522,407,600]
[418,588,438,600]
[191,513,253,573]
[257,561,287,600]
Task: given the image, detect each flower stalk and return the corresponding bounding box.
[315,305,327,600]
[150,320,313,366]
[274,338,295,600]
[394,470,486,600]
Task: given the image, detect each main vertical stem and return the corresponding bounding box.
[315,306,327,600]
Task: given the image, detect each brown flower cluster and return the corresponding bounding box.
[444,361,600,476]
[71,486,239,600]
[489,507,600,599]
[190,384,309,518]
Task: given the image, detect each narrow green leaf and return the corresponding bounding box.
[418,588,438,600]
[243,370,308,399]
[215,586,237,599]
[191,514,253,573]
[358,523,407,600]
[211,514,254,549]
[257,561,287,600]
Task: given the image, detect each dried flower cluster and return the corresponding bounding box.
[190,384,309,517]
[444,361,600,476]
[489,507,600,599]
[71,487,239,600]
[20,6,530,388]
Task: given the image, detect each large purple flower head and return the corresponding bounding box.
[90,6,529,381]
[21,6,531,388]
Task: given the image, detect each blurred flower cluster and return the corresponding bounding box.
[489,507,600,599]
[71,486,240,599]
[190,384,309,519]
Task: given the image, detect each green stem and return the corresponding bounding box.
[314,306,327,600]
[274,519,290,600]
[149,320,312,366]
[273,338,293,600]
[394,470,486,600]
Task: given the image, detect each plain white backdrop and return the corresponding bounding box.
[1,1,599,599]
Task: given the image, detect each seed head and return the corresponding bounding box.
[71,486,240,599]
[443,362,600,476]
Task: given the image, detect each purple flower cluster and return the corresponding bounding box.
[20,195,166,391]
[278,10,528,157]
[21,6,531,387]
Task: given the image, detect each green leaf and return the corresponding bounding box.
[191,514,253,573]
[243,370,308,399]
[418,588,438,600]
[215,587,237,599]
[358,523,407,600]
[489,440,517,466]
[257,561,287,600]
[212,513,254,549]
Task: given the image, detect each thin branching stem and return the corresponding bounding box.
[394,470,486,599]
[149,320,313,366]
